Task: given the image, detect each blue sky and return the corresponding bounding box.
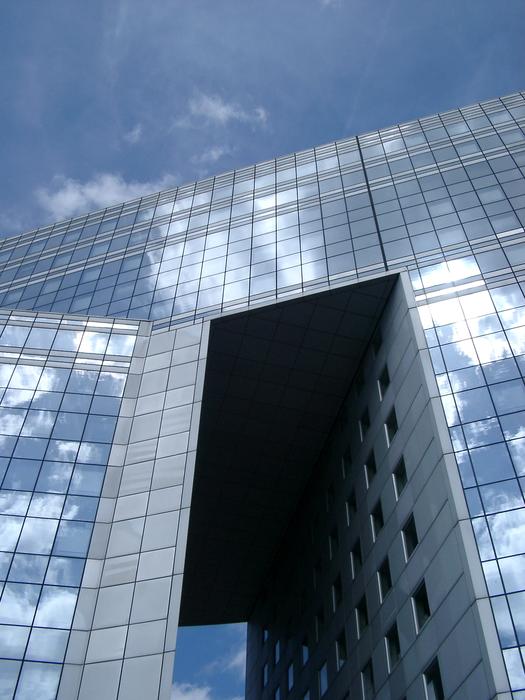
[1,0,524,239]
[0,1,524,698]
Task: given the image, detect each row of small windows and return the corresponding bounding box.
[262,500,420,697]
[359,404,398,449]
[265,581,438,699]
[348,456,407,578]
[361,656,443,700]
[358,581,434,699]
[261,337,415,697]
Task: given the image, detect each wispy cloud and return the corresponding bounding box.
[201,643,246,681]
[36,171,178,222]
[171,683,242,700]
[171,683,212,700]
[191,145,233,166]
[176,92,268,129]
[123,123,143,144]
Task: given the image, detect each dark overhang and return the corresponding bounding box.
[180,275,396,625]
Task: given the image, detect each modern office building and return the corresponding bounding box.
[0,91,524,700]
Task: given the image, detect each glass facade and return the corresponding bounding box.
[0,90,524,698]
[0,313,138,698]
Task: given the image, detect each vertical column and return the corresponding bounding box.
[57,319,209,700]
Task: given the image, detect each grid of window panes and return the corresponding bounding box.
[418,280,525,693]
[0,313,137,699]
[0,90,523,695]
[0,92,522,327]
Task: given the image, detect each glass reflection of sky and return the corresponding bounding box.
[0,316,134,699]
[419,276,525,688]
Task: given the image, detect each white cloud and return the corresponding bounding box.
[36,172,179,221]
[202,644,246,681]
[171,684,242,700]
[123,123,143,144]
[171,683,212,700]
[191,145,233,166]
[176,92,268,129]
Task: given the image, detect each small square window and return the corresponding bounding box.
[315,609,324,642]
[378,365,390,400]
[393,456,408,498]
[361,659,375,700]
[263,627,269,643]
[402,514,419,559]
[263,663,269,687]
[354,367,365,394]
[336,631,347,670]
[371,500,384,540]
[364,450,377,487]
[332,575,343,612]
[313,562,321,590]
[326,484,335,512]
[302,639,309,666]
[329,529,338,559]
[342,448,352,479]
[378,557,392,601]
[319,662,328,697]
[356,595,369,637]
[372,328,383,354]
[359,407,371,440]
[413,580,431,631]
[351,540,362,578]
[345,490,357,526]
[385,407,398,445]
[386,622,401,670]
[274,639,281,665]
[424,658,444,700]
[287,662,294,691]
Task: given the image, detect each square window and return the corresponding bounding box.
[356,595,369,637]
[262,663,269,688]
[315,609,324,642]
[355,367,365,394]
[361,660,375,700]
[345,491,357,526]
[378,365,390,399]
[332,575,343,612]
[302,639,309,666]
[359,407,371,440]
[393,456,408,497]
[336,630,347,670]
[402,514,419,559]
[378,558,392,601]
[274,639,280,665]
[351,540,362,578]
[386,622,401,670]
[385,407,398,445]
[372,329,383,354]
[342,448,352,479]
[329,529,338,559]
[413,580,431,631]
[326,484,335,512]
[424,658,444,700]
[371,500,384,540]
[318,662,328,696]
[287,662,294,691]
[365,451,377,487]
